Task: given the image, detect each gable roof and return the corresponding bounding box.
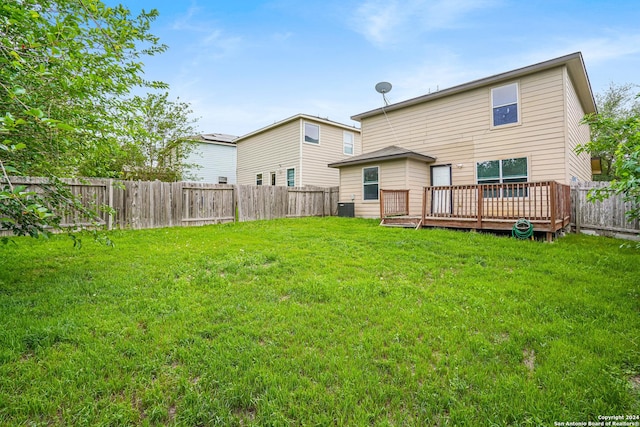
[236,114,360,142]
[189,133,238,146]
[352,52,596,122]
[328,145,436,168]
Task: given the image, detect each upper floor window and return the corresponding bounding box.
[491,83,519,126]
[256,173,263,186]
[218,176,227,184]
[304,123,320,144]
[343,131,354,155]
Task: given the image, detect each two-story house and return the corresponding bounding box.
[329,52,596,234]
[235,114,361,187]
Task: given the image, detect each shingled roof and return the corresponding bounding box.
[189,133,238,145]
[328,145,436,168]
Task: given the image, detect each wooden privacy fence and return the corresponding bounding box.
[1,177,339,234]
[237,185,339,222]
[571,181,639,238]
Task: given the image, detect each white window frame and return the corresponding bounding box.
[270,172,276,186]
[343,131,354,155]
[304,122,320,145]
[362,166,379,201]
[256,173,263,186]
[218,176,228,184]
[491,82,520,128]
[286,167,295,187]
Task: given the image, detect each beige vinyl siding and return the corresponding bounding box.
[407,159,431,215]
[236,120,300,185]
[360,67,573,186]
[564,68,592,182]
[338,159,415,218]
[338,165,377,218]
[302,120,362,187]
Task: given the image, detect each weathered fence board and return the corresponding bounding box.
[571,181,639,239]
[2,178,339,234]
[237,185,338,222]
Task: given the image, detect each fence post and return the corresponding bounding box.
[574,184,581,234]
[107,179,114,231]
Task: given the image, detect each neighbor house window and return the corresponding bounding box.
[343,131,354,155]
[363,166,379,201]
[477,157,528,197]
[271,172,276,186]
[491,83,519,126]
[304,122,320,144]
[218,176,227,184]
[286,168,295,187]
[256,173,263,186]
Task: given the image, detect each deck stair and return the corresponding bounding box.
[380,216,423,229]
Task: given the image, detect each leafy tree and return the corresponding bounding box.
[582,83,640,180]
[1,0,168,237]
[118,92,200,181]
[578,89,640,222]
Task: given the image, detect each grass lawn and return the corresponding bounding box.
[0,217,638,426]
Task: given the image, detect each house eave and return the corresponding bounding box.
[329,152,436,168]
[236,113,361,142]
[351,52,596,121]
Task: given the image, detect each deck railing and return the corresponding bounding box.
[380,189,410,218]
[420,181,571,232]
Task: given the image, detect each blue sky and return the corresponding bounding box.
[117,0,640,136]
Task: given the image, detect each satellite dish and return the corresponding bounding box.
[375,82,392,106]
[375,82,392,94]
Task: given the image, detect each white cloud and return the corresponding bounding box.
[567,33,640,64]
[398,59,475,96]
[169,5,243,61]
[350,0,500,47]
[502,30,640,67]
[198,31,243,59]
[170,5,203,31]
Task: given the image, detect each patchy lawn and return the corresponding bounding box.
[0,217,638,426]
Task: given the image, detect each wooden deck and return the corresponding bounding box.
[380,181,571,240]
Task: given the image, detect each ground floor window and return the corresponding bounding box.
[271,172,276,185]
[477,157,528,197]
[287,168,295,187]
[363,166,379,200]
[256,173,263,186]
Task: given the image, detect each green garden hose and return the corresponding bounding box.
[512,218,534,239]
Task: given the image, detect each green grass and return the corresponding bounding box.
[0,217,638,426]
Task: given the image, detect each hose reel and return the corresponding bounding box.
[512,218,534,239]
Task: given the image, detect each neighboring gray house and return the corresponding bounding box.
[185,133,237,184]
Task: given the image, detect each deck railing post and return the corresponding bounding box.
[550,181,557,232]
[380,189,385,219]
[405,190,409,216]
[421,187,426,224]
[476,186,483,229]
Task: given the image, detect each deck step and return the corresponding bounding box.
[381,223,419,228]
